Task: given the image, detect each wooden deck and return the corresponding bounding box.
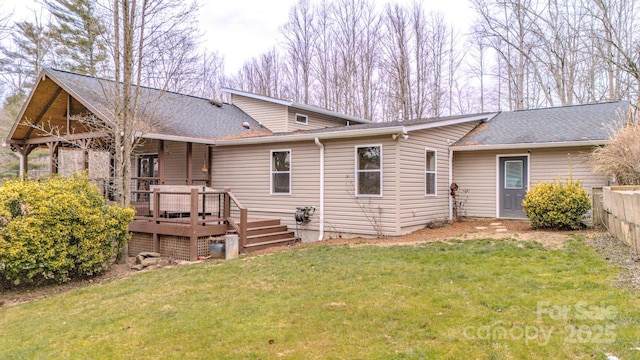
[127,186,298,260]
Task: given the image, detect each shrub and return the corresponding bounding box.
[522,178,592,230]
[0,174,134,289]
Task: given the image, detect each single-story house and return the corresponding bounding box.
[5,68,630,258]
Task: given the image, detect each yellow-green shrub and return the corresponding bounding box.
[522,178,592,230]
[0,174,134,288]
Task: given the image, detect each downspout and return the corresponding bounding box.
[448,147,453,221]
[314,137,325,241]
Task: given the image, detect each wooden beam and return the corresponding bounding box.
[7,131,109,146]
[66,93,71,134]
[23,87,63,140]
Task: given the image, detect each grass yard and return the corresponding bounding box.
[1,236,639,359]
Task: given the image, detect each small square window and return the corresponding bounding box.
[295,114,308,125]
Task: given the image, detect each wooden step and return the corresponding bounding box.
[247,224,289,237]
[247,231,296,244]
[244,237,299,252]
[246,219,281,228]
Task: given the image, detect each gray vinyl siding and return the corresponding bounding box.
[231,94,288,132]
[287,108,350,131]
[452,146,606,219]
[399,122,480,232]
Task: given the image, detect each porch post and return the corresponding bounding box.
[20,150,28,179]
[207,146,212,187]
[186,142,193,185]
[16,144,36,179]
[158,140,165,184]
[46,142,59,175]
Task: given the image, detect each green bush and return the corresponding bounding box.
[0,174,134,288]
[522,178,592,230]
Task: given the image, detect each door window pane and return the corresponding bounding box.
[504,160,523,189]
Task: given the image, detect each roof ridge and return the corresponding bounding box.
[45,67,228,104]
[510,100,628,113]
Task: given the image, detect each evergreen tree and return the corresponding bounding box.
[0,15,51,95]
[44,0,108,76]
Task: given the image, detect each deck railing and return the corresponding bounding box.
[130,185,247,250]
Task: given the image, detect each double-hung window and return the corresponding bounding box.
[271,150,291,194]
[425,149,437,196]
[356,145,382,196]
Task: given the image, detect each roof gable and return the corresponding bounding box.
[7,68,271,145]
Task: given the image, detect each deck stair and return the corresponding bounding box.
[243,219,299,252]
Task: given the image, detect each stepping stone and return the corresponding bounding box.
[495,228,508,232]
[490,222,502,226]
[475,226,488,230]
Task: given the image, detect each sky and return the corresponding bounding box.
[3,0,477,74]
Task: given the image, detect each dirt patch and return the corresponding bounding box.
[298,219,590,250]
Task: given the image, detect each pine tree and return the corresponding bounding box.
[44,0,108,76]
[0,16,51,94]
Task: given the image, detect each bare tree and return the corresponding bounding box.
[589,0,640,109]
[231,48,286,98]
[380,3,412,120]
[192,50,225,100]
[100,0,200,207]
[281,0,316,104]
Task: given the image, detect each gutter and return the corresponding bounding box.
[451,139,608,152]
[314,137,325,241]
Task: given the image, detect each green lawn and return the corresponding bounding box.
[1,237,639,359]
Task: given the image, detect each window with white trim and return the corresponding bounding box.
[356,145,382,196]
[271,150,291,194]
[295,114,308,125]
[425,149,437,196]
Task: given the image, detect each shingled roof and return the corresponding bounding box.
[42,68,271,141]
[453,101,630,148]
